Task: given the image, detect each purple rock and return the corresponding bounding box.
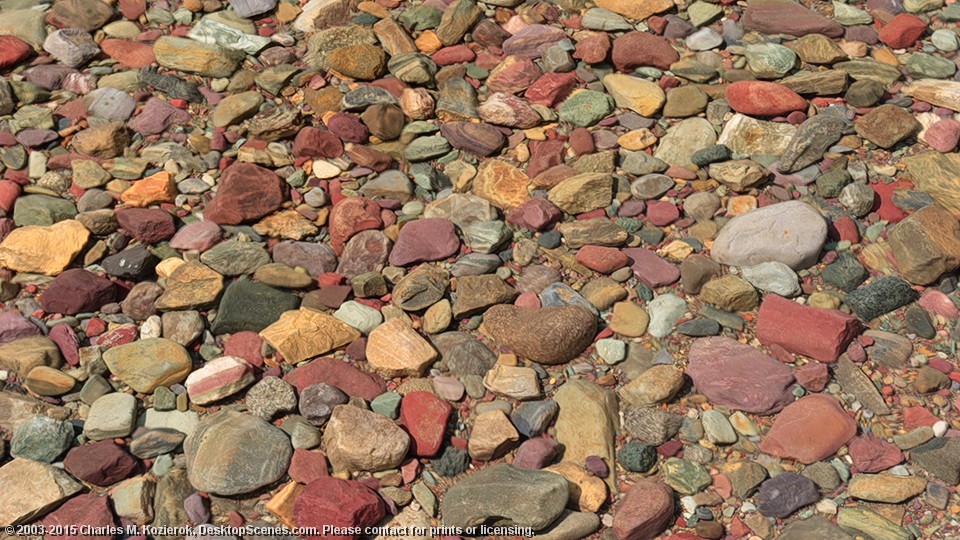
[0,311,41,345]
[273,240,338,278]
[757,473,819,518]
[169,220,223,252]
[128,98,192,135]
[183,492,211,524]
[512,437,560,469]
[336,230,392,279]
[624,247,681,287]
[388,218,460,266]
[844,25,879,45]
[585,455,609,477]
[24,65,78,90]
[15,129,59,148]
[299,383,349,426]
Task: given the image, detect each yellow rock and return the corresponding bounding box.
[617,129,657,151]
[260,308,360,363]
[609,301,649,337]
[253,210,319,240]
[602,74,666,116]
[545,462,608,512]
[595,0,673,20]
[472,159,530,210]
[264,481,303,528]
[155,261,224,311]
[120,171,176,208]
[366,318,438,377]
[0,220,90,276]
[548,173,613,214]
[467,410,519,461]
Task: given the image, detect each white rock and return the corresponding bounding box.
[711,201,828,270]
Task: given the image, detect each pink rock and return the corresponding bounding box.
[432,45,476,65]
[289,449,330,484]
[63,441,139,486]
[515,292,541,308]
[222,331,265,366]
[612,478,674,540]
[388,218,460,266]
[919,289,960,319]
[524,72,577,107]
[794,362,829,392]
[646,201,680,226]
[488,55,543,94]
[327,112,369,144]
[328,197,383,255]
[756,294,861,362]
[512,437,560,469]
[506,197,562,231]
[759,394,856,464]
[878,14,927,48]
[40,269,118,316]
[575,245,629,273]
[185,356,256,405]
[42,494,115,540]
[0,311,41,345]
[128,98,191,136]
[611,31,679,72]
[100,39,156,68]
[399,391,452,457]
[725,81,807,117]
[847,436,903,473]
[168,220,223,252]
[687,337,796,415]
[49,323,81,367]
[283,357,387,401]
[924,120,960,153]
[624,247,681,287]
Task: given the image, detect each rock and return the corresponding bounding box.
[756,294,860,362]
[204,162,284,224]
[618,365,684,407]
[612,478,675,540]
[0,219,90,276]
[848,474,926,503]
[743,0,844,37]
[756,473,819,518]
[837,507,913,540]
[553,380,618,489]
[725,81,806,117]
[10,414,74,463]
[760,394,856,463]
[779,114,846,173]
[484,364,541,400]
[83,393,137,441]
[259,308,360,364]
[472,159,530,210]
[687,337,795,415]
[389,218,460,266]
[153,36,244,77]
[0,459,83,526]
[888,204,960,285]
[909,437,960,484]
[547,173,613,214]
[0,336,61,376]
[700,275,758,312]
[40,269,117,315]
[844,276,918,321]
[42,493,115,540]
[779,516,853,540]
[878,13,927,48]
[366,318,437,377]
[855,105,921,148]
[441,464,569,530]
[63,440,139,486]
[481,305,597,364]
[103,338,192,394]
[645,293,687,338]
[400,391,452,457]
[441,122,505,158]
[654,118,718,167]
[322,404,410,472]
[602,74,665,116]
[468,409,520,461]
[185,356,255,405]
[294,477,386,540]
[535,510,600,540]
[453,274,518,318]
[711,201,827,270]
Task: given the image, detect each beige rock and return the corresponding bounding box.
[24,366,77,396]
[472,159,530,210]
[618,365,684,407]
[848,474,926,503]
[595,0,673,20]
[71,121,130,159]
[366,318,437,377]
[609,301,649,337]
[468,409,519,461]
[323,404,411,472]
[109,476,156,526]
[102,338,192,394]
[708,159,769,192]
[253,210,319,240]
[211,91,264,128]
[260,308,361,363]
[554,380,619,491]
[483,364,541,400]
[155,261,224,310]
[548,173,613,214]
[0,336,62,376]
[0,219,90,276]
[0,459,83,526]
[545,462,608,513]
[153,36,244,77]
[700,275,759,311]
[0,392,70,433]
[264,481,303,529]
[602,74,666,116]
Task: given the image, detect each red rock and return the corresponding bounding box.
[40,269,118,316]
[526,139,566,179]
[756,294,861,362]
[902,405,938,429]
[63,440,139,486]
[924,119,960,153]
[328,197,383,255]
[0,180,20,214]
[646,201,680,226]
[573,32,611,64]
[575,245,629,274]
[725,81,807,117]
[830,215,859,243]
[488,55,543,94]
[119,0,146,19]
[283,357,387,401]
[688,337,796,415]
[611,31,679,72]
[624,248,681,288]
[919,289,960,319]
[327,112,369,143]
[168,219,222,252]
[878,14,927,48]
[49,323,81,367]
[506,197,562,231]
[847,436,903,473]
[293,127,344,158]
[432,45,476,65]
[867,181,906,223]
[289,449,330,484]
[222,331,264,367]
[568,127,596,156]
[388,218,460,266]
[399,391,452,457]
[613,478,675,540]
[0,36,33,71]
[42,494,115,540]
[794,362,829,392]
[204,162,285,225]
[524,72,577,107]
[344,144,393,172]
[128,98,192,136]
[742,0,844,38]
[294,477,386,540]
[115,207,176,244]
[100,39,156,68]
[759,394,856,464]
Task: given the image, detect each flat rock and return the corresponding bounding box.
[687,337,795,415]
[759,394,856,464]
[441,464,569,530]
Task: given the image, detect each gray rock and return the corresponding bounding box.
[741,261,801,297]
[844,276,918,321]
[646,293,687,338]
[779,516,853,540]
[778,114,846,173]
[246,376,298,420]
[711,201,827,270]
[84,393,138,441]
[10,414,74,463]
[441,464,569,530]
[534,510,600,540]
[230,0,278,18]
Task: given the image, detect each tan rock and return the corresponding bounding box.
[700,275,759,311]
[120,171,177,208]
[153,36,244,77]
[211,91,264,128]
[472,159,530,210]
[888,203,960,285]
[848,474,926,503]
[609,301,649,337]
[253,210,319,240]
[0,219,90,276]
[71,121,130,159]
[483,364,541,400]
[0,391,70,433]
[547,173,613,214]
[708,159,769,192]
[545,462,608,513]
[264,481,303,528]
[102,338,192,394]
[109,476,156,526]
[618,365,684,407]
[323,404,411,472]
[468,410,519,461]
[554,380,619,491]
[365,318,437,377]
[155,261,224,310]
[595,0,673,20]
[260,308,360,364]
[24,366,77,396]
[0,459,83,526]
[602,74,666,116]
[0,337,62,376]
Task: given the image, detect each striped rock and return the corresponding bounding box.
[185,356,256,405]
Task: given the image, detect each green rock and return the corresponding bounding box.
[688,1,722,26]
[662,457,711,494]
[837,507,913,540]
[835,59,901,87]
[832,1,873,25]
[13,194,77,227]
[619,441,657,472]
[371,391,402,419]
[399,4,442,30]
[9,81,51,105]
[153,386,178,411]
[905,53,956,79]
[822,253,867,292]
[745,43,797,79]
[558,90,613,127]
[404,135,451,161]
[199,240,271,276]
[412,482,437,516]
[816,167,853,197]
[10,414,74,463]
[904,0,943,12]
[210,279,300,334]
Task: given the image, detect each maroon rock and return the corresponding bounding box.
[506,197,562,231]
[128,98,190,135]
[293,127,344,158]
[742,0,844,38]
[115,207,176,243]
[611,31,679,72]
[305,286,352,310]
[204,162,285,225]
[573,32,611,64]
[759,394,856,464]
[49,323,81,367]
[168,220,222,252]
[336,230,393,278]
[568,127,596,156]
[756,294,861,363]
[878,14,927,48]
[440,122,506,157]
[273,240,338,278]
[432,45,476,65]
[502,24,568,58]
[388,218,460,266]
[532,165,578,189]
[399,391,452,457]
[283,357,387,401]
[526,139,565,179]
[687,336,796,415]
[345,143,393,172]
[525,72,577,107]
[624,248,680,288]
[512,437,560,469]
[488,55,543,94]
[575,245,629,274]
[328,197,383,255]
[63,441,139,486]
[612,478,675,540]
[42,494,115,540]
[0,36,33,71]
[0,180,20,214]
[924,119,960,153]
[222,331,264,366]
[725,81,807,117]
[646,201,680,226]
[25,65,77,90]
[16,129,59,148]
[289,449,330,484]
[847,436,903,473]
[845,25,879,44]
[294,477,386,540]
[327,112,369,144]
[0,311,41,345]
[40,269,118,316]
[793,362,829,392]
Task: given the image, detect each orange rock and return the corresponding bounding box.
[119,171,176,207]
[472,159,530,209]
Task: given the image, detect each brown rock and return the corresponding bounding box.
[259,308,361,364]
[71,121,130,159]
[888,204,960,285]
[322,404,411,472]
[0,459,83,526]
[365,318,437,377]
[472,159,530,209]
[155,261,224,311]
[612,478,674,540]
[481,305,597,365]
[468,410,520,461]
[0,337,62,377]
[326,44,386,80]
[153,36,244,77]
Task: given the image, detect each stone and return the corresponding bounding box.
[366,318,437,377]
[756,294,860,362]
[779,114,847,173]
[554,380,618,489]
[204,162,284,225]
[472,159,530,209]
[0,337,61,376]
[848,474,926,503]
[855,105,921,148]
[618,365,684,407]
[400,391,452,457]
[284,357,386,401]
[441,464,569,530]
[756,473,819,518]
[709,159,768,192]
[259,308,360,364]
[557,90,614,127]
[40,269,117,315]
[878,13,927,48]
[84,393,137,440]
[103,338,192,394]
[687,337,795,415]
[0,219,90,276]
[711,201,827,270]
[389,218,460,266]
[602,74,665,117]
[63,440,139,486]
[743,0,844,37]
[612,478,675,540]
[700,275,758,312]
[10,414,74,463]
[322,404,410,472]
[481,305,597,364]
[294,477,386,540]
[888,204,960,285]
[725,81,806,117]
[153,36,244,77]
[484,364,541,400]
[760,394,856,464]
[0,459,83,526]
[184,410,291,495]
[155,261,223,311]
[836,508,913,540]
[468,409,520,461]
[185,356,255,405]
[844,276,918,321]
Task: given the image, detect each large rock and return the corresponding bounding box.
[441,464,569,530]
[0,459,83,526]
[259,308,360,364]
[594,0,672,20]
[481,305,596,364]
[40,269,118,315]
[153,36,244,77]
[204,162,285,225]
[365,318,438,377]
[322,404,410,472]
[743,0,844,38]
[184,410,292,495]
[888,204,960,285]
[0,219,90,276]
[294,477,386,540]
[0,336,61,376]
[756,294,860,362]
[711,201,827,270]
[283,357,386,401]
[611,478,675,540]
[103,338,192,394]
[553,380,618,490]
[759,394,856,464]
[903,152,960,216]
[687,337,795,415]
